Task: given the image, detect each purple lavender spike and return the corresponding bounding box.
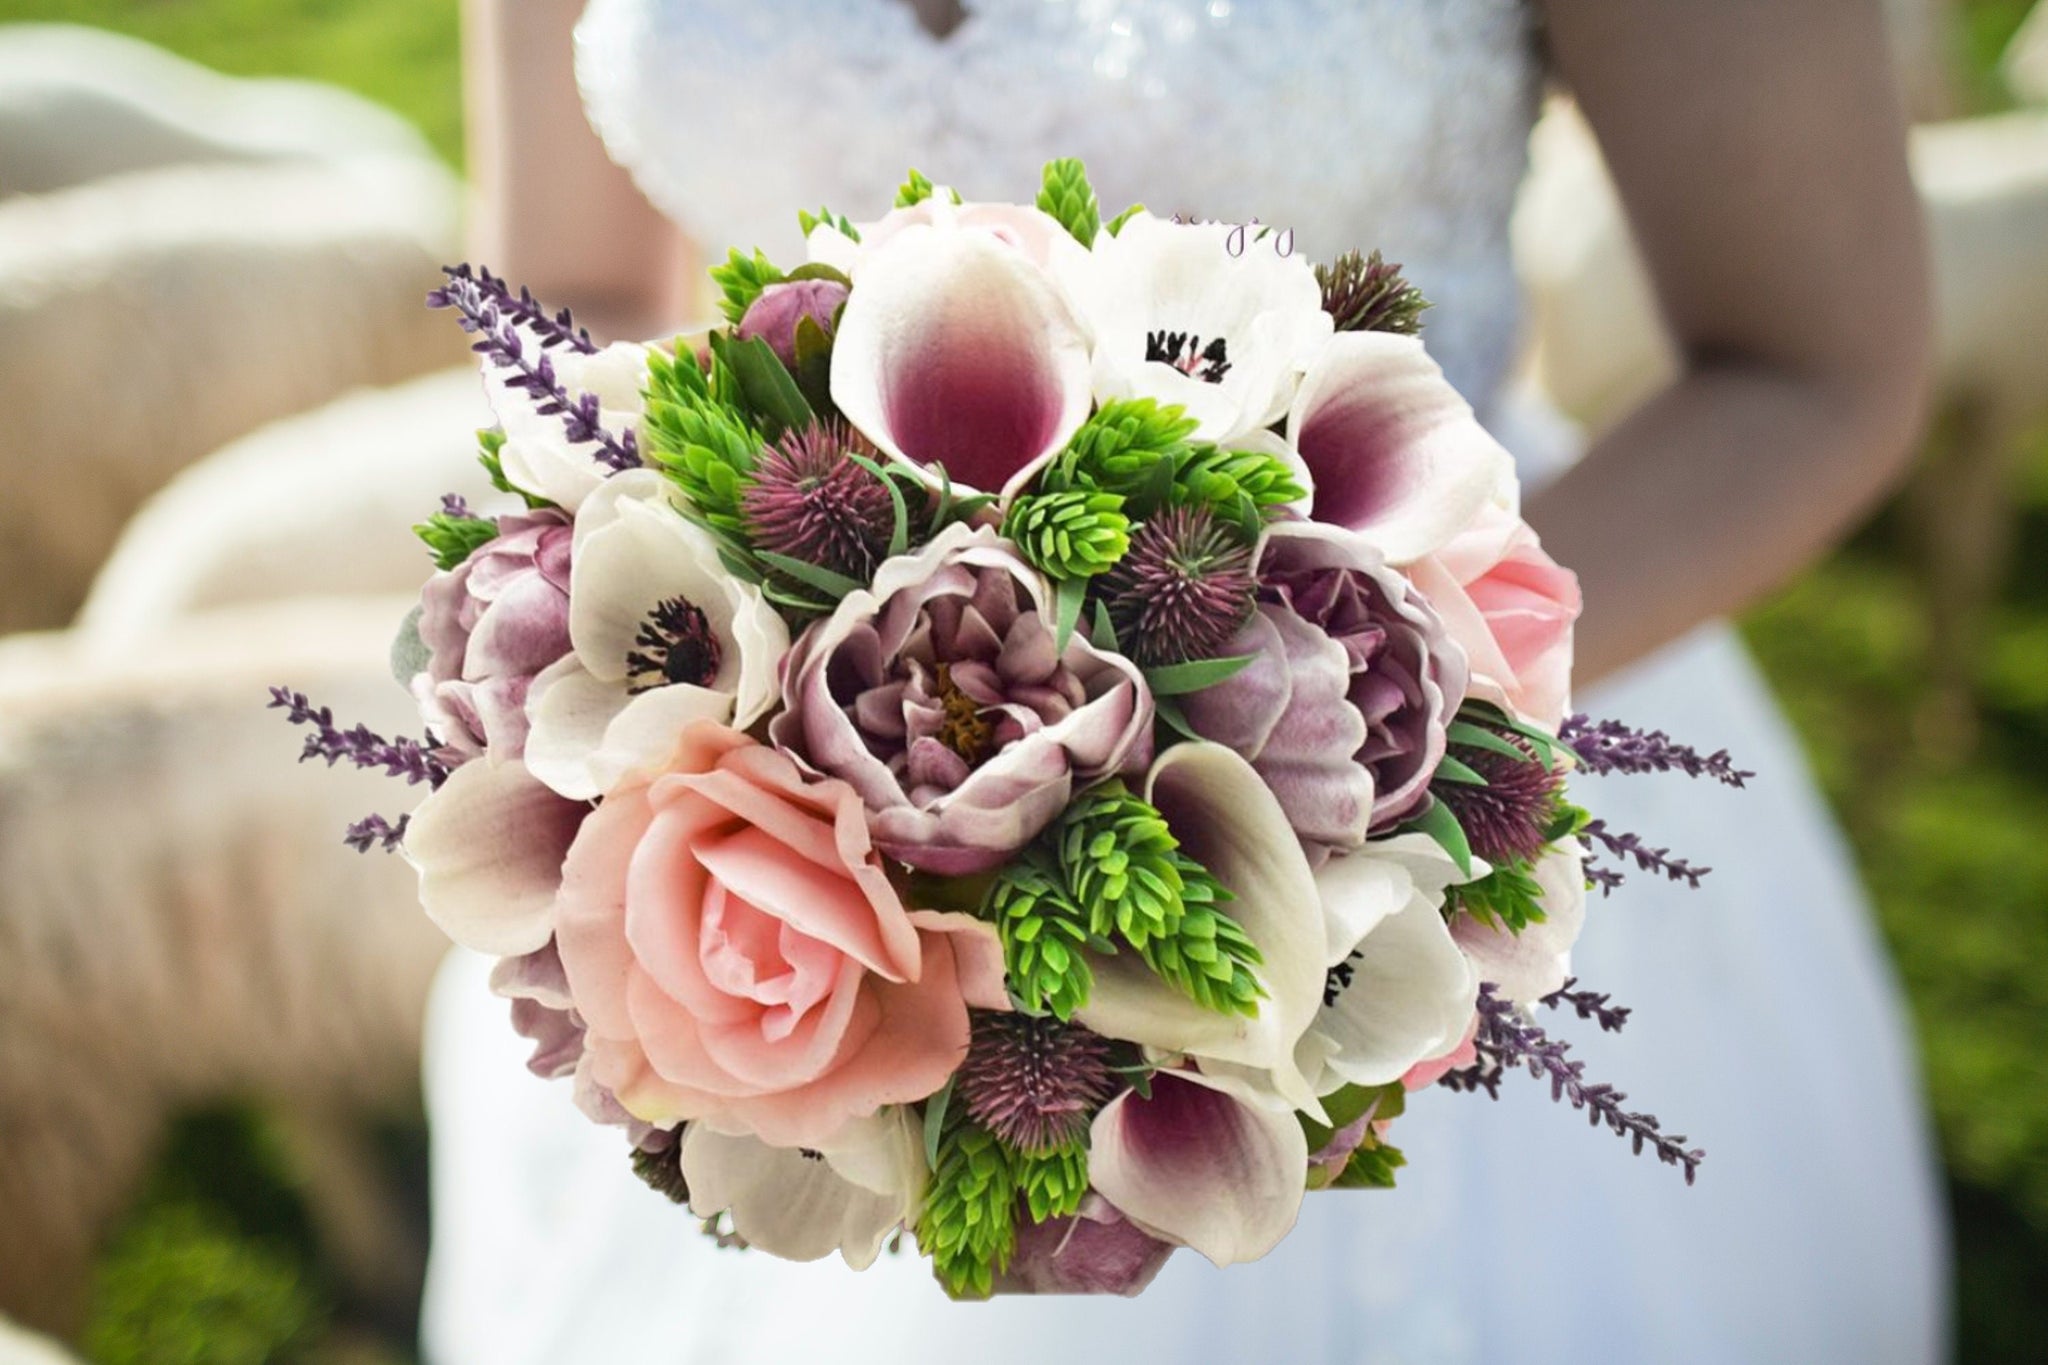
[1558,713,1753,788]
[268,686,451,789]
[1584,859,1626,897]
[1441,984,1703,1184]
[439,493,474,519]
[1539,977,1631,1033]
[426,265,639,473]
[344,813,410,854]
[1582,819,1709,889]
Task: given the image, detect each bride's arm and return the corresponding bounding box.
[463,0,692,339]
[1525,0,1931,685]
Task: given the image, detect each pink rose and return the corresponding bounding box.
[1408,504,1581,730]
[553,722,1008,1149]
[1399,1011,1481,1092]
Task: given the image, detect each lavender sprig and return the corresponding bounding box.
[1583,858,1627,897]
[1539,977,1631,1033]
[343,813,410,854]
[439,492,474,519]
[1582,819,1709,890]
[1558,714,1752,788]
[1443,984,1703,1184]
[268,687,450,790]
[426,264,640,473]
[427,263,597,355]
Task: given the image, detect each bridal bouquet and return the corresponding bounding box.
[276,160,1743,1297]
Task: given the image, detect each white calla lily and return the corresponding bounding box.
[1074,743,1328,1116]
[682,1105,927,1270]
[829,215,1093,498]
[1286,330,1517,564]
[524,470,788,800]
[1088,1067,1307,1267]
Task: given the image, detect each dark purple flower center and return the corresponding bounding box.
[626,596,722,693]
[1145,330,1232,383]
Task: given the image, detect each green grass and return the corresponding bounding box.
[5,1,2047,1361]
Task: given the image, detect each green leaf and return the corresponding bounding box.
[1054,576,1087,653]
[846,454,912,558]
[707,247,785,326]
[789,315,837,417]
[1003,489,1131,580]
[1433,754,1491,786]
[757,552,865,601]
[1406,798,1475,877]
[1153,695,1203,743]
[918,1118,1017,1299]
[896,168,937,207]
[1036,157,1102,246]
[1446,719,1535,763]
[1104,203,1146,236]
[412,509,498,571]
[796,206,860,242]
[923,1078,953,1171]
[1143,654,1256,697]
[1332,1138,1407,1189]
[713,332,814,438]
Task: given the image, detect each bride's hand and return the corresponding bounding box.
[1526,0,1931,686]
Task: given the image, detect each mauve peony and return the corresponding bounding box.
[552,720,1008,1149]
[771,524,1153,874]
[412,508,572,760]
[1409,502,1581,730]
[1182,522,1466,862]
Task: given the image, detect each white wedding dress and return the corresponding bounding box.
[421,2,1950,1361]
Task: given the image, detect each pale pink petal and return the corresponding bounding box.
[1452,845,1588,1003]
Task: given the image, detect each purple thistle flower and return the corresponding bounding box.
[1559,713,1753,788]
[1539,977,1632,1033]
[741,421,896,580]
[343,813,410,854]
[1582,819,1709,890]
[1442,983,1703,1185]
[268,686,451,789]
[1433,724,1563,867]
[957,1010,1123,1153]
[427,264,640,473]
[1099,505,1257,667]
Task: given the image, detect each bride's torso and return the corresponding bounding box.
[574,0,1543,410]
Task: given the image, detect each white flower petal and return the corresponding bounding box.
[831,220,1093,497]
[404,757,582,956]
[485,339,651,512]
[1286,331,1516,564]
[524,656,733,801]
[1088,1068,1306,1267]
[682,1108,923,1270]
[1315,887,1477,1089]
[1075,743,1327,1115]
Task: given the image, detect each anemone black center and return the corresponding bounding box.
[1145,329,1232,383]
[626,596,723,693]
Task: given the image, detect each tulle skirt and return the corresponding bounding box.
[419,620,1949,1364]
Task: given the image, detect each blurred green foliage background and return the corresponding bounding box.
[0,0,2042,1360]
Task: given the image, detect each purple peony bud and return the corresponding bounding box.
[769,524,1153,874]
[413,507,573,760]
[1180,522,1465,863]
[736,277,849,367]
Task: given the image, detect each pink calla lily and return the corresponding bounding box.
[1088,1067,1308,1267]
[1287,331,1516,564]
[829,219,1093,497]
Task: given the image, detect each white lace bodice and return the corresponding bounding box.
[575,0,1543,410]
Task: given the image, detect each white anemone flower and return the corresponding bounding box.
[484,336,652,513]
[1058,212,1334,445]
[523,470,788,800]
[1452,843,1588,1004]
